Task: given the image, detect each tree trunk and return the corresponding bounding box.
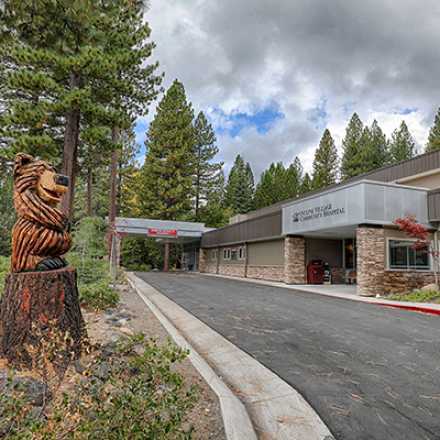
[61,73,81,219]
[0,267,85,366]
[107,126,120,256]
[164,242,170,272]
[86,166,93,216]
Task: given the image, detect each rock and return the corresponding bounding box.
[93,362,111,380]
[74,359,86,374]
[12,376,50,406]
[118,327,134,336]
[420,283,439,292]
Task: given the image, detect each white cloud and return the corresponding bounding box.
[144,0,440,178]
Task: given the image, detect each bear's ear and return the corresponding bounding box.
[14,153,34,175]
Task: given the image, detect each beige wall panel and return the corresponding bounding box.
[399,172,440,189]
[247,240,284,266]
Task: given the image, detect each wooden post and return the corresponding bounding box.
[164,242,170,272]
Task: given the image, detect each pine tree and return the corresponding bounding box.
[139,80,195,220]
[300,172,312,195]
[0,0,161,218]
[312,129,338,190]
[193,111,223,221]
[198,171,232,227]
[224,155,255,214]
[0,158,14,256]
[426,108,440,153]
[340,113,364,180]
[389,121,415,163]
[253,157,303,209]
[366,120,389,169]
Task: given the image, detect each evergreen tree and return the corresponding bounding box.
[426,108,440,153]
[340,113,364,180]
[389,121,415,163]
[224,155,255,214]
[312,129,338,190]
[286,156,303,198]
[300,172,312,195]
[0,0,161,218]
[139,80,195,220]
[253,157,303,209]
[0,159,14,256]
[365,120,389,169]
[198,171,232,227]
[193,111,223,221]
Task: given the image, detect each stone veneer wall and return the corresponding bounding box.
[356,226,385,296]
[284,236,306,284]
[199,248,208,273]
[247,265,284,282]
[205,262,218,274]
[383,271,435,295]
[218,264,246,277]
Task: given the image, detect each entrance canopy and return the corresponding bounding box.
[114,217,213,243]
[282,180,430,238]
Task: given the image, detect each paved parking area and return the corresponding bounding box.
[137,271,440,440]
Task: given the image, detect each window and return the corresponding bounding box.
[223,249,231,260]
[388,240,430,270]
[238,246,246,260]
[210,250,217,261]
[231,248,238,261]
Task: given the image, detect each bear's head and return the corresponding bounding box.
[14,153,69,206]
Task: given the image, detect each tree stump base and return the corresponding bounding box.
[0,267,86,366]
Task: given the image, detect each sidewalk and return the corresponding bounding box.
[201,273,440,316]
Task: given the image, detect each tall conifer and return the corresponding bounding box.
[340,113,364,180]
[312,129,338,190]
[389,121,415,163]
[193,111,223,220]
[426,108,440,153]
[139,80,195,220]
[224,155,255,214]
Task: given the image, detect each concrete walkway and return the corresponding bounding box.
[137,271,440,440]
[203,273,440,315]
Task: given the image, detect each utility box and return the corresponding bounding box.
[307,260,325,284]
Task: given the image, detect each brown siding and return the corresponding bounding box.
[201,211,282,247]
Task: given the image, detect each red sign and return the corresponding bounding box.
[147,228,177,237]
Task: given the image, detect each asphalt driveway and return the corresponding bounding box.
[137,272,440,440]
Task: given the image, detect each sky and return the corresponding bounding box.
[135,0,440,180]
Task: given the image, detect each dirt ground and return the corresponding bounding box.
[83,283,226,440]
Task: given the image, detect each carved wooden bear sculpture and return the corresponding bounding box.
[11,153,72,272]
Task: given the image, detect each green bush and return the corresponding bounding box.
[0,256,9,297]
[71,216,107,259]
[80,280,119,310]
[389,289,440,304]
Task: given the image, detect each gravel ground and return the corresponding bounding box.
[84,283,226,440]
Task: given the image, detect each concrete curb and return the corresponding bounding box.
[127,272,334,440]
[201,273,440,316]
[126,273,257,440]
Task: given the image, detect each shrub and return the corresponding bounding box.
[0,256,9,297]
[71,216,107,259]
[80,280,119,311]
[0,335,198,439]
[389,289,440,304]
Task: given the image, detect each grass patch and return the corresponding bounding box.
[389,289,440,304]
